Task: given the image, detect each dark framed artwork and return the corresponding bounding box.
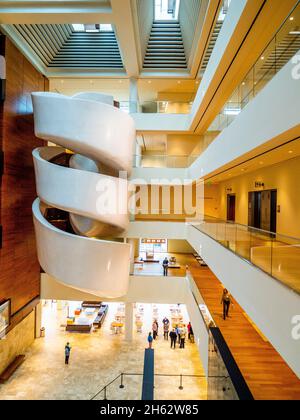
[0,300,11,337]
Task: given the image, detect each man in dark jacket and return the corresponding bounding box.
[65,342,71,365]
[169,329,177,349]
[162,258,169,276]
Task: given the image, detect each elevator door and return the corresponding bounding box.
[248,190,277,233]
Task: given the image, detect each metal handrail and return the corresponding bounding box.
[193,215,300,243]
[90,372,229,400]
[192,221,300,296]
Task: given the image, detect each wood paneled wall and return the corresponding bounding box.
[0,36,47,316]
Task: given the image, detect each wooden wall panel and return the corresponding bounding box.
[0,37,47,316]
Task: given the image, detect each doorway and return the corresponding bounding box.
[248,190,277,233]
[227,194,236,222]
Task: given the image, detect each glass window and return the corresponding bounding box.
[140,239,168,253]
[72,24,113,33]
[154,0,180,21]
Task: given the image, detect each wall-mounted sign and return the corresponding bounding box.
[255,181,265,189]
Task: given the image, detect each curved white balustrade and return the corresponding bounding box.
[32,92,135,298]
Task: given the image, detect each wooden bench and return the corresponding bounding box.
[0,355,25,383]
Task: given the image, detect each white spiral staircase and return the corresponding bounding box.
[31,92,135,298]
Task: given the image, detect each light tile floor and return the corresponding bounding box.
[0,301,207,400]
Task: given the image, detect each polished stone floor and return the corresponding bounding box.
[0,301,207,400]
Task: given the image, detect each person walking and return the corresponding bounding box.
[169,329,177,349]
[65,342,71,365]
[147,332,154,349]
[152,320,158,340]
[187,322,193,341]
[163,319,170,340]
[162,257,169,277]
[221,288,233,320]
[180,328,186,349]
[176,325,181,344]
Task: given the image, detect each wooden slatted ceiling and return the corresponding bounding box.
[11,24,124,69]
[144,21,187,69]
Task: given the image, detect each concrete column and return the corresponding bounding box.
[129,77,138,113]
[124,302,134,342]
[127,238,136,275]
[129,185,137,222]
[135,142,142,168]
[34,301,42,338]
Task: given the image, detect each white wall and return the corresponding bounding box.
[186,225,300,379]
[125,221,187,240]
[184,276,209,375]
[132,112,190,132]
[179,0,202,62]
[131,167,187,183]
[136,0,154,62]
[41,273,187,304]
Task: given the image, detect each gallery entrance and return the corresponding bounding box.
[248,190,277,233]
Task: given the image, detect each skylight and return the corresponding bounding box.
[154,0,180,21]
[72,24,113,33]
[218,0,232,22]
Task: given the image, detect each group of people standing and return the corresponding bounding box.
[148,318,194,350]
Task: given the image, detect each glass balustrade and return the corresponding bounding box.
[120,101,193,114]
[193,216,300,295]
[208,1,300,132]
[133,154,199,168]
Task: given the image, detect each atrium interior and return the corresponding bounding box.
[0,0,300,402]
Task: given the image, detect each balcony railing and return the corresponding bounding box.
[192,216,300,295]
[133,154,199,168]
[120,101,193,114]
[208,1,300,132]
[90,372,209,401]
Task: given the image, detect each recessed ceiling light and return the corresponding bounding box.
[261,56,265,60]
[290,16,294,21]
[177,80,181,84]
[242,82,246,86]
[259,161,264,165]
[288,150,294,154]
